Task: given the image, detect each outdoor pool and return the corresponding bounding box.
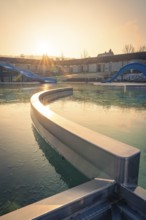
[0,84,88,216]
[0,83,146,216]
[49,83,146,189]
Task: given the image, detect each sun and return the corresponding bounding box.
[35,40,59,57]
[36,41,50,55]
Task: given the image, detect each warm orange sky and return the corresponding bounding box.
[0,0,146,58]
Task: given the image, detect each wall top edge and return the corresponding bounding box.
[31,88,140,159]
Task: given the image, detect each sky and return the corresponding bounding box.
[0,0,146,58]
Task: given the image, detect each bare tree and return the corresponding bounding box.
[139,45,146,52]
[81,49,89,58]
[123,44,135,53]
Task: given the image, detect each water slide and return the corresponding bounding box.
[104,62,146,82]
[0,62,57,83]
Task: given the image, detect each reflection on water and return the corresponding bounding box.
[72,84,146,109]
[0,84,53,103]
[32,126,88,189]
[49,84,146,189]
[0,83,146,216]
[0,84,88,216]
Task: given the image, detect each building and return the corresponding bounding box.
[0,52,146,82]
[98,49,114,57]
[57,51,146,81]
[59,51,146,73]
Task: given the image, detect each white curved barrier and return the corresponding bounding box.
[31,87,140,187]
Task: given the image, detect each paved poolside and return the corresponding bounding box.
[93,82,146,86]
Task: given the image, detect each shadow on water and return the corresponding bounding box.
[0,127,89,217]
[32,126,89,188]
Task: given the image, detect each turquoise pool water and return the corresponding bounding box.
[49,84,146,189]
[0,84,88,216]
[0,83,146,216]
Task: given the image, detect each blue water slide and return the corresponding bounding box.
[0,62,57,83]
[105,62,146,82]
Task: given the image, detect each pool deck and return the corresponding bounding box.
[92,82,146,86]
[0,82,40,85]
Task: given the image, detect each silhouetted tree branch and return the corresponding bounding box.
[139,45,146,52]
[123,44,135,53]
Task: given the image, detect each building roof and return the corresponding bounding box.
[58,52,146,65]
[0,52,146,66]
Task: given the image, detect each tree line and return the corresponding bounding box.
[123,44,146,53]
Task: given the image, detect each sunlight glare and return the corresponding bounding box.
[36,41,50,55]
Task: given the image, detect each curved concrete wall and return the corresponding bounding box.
[31,87,140,187]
